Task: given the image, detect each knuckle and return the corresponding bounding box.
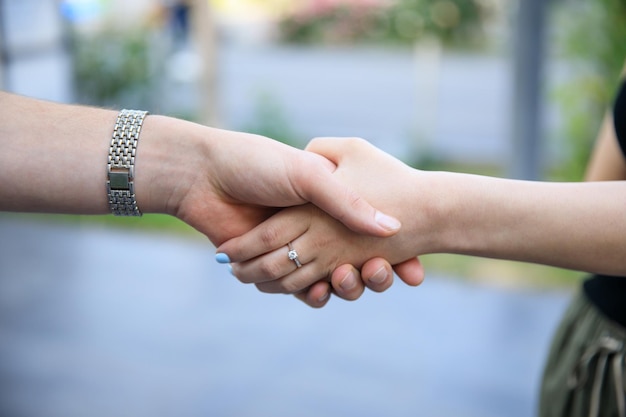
[233,269,255,285]
[258,225,281,249]
[258,259,283,281]
[282,276,313,295]
[344,137,366,148]
[346,189,364,210]
[224,246,243,262]
[256,279,296,295]
[346,136,363,142]
[281,280,301,295]
[255,282,277,294]
[283,270,323,295]
[308,228,333,255]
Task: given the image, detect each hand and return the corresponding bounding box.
[219,203,420,295]
[195,130,403,246]
[294,257,425,308]
[0,93,400,249]
[217,137,434,303]
[296,138,426,307]
[142,122,402,246]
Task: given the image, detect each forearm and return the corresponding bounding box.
[0,92,209,216]
[0,93,116,213]
[428,172,626,275]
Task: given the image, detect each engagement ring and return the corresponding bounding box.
[287,242,302,268]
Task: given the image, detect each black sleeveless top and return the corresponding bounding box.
[582,80,626,327]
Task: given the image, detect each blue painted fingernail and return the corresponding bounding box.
[227,264,234,276]
[215,253,231,264]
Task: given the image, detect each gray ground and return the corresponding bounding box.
[0,218,571,417]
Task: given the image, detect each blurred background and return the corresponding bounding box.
[1,0,625,416]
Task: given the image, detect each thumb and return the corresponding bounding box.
[300,138,400,237]
[305,136,363,164]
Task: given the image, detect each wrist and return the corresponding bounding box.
[426,171,510,257]
[133,115,208,216]
[401,170,456,256]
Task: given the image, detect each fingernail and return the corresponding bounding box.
[227,264,234,276]
[317,292,330,303]
[339,270,357,291]
[375,211,401,232]
[369,266,388,284]
[215,253,231,264]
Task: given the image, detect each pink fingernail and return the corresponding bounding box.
[369,266,388,284]
[339,270,358,291]
[317,292,330,303]
[375,211,401,232]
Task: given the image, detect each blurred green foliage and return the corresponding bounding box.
[2,212,197,236]
[72,28,160,109]
[278,1,387,44]
[241,91,303,147]
[278,0,491,47]
[551,0,626,181]
[383,0,488,46]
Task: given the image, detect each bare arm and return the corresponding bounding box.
[340,71,626,301]
[585,113,626,181]
[0,92,116,214]
[0,92,401,245]
[220,67,626,304]
[219,137,626,295]
[431,172,626,274]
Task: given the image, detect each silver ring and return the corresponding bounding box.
[287,242,302,268]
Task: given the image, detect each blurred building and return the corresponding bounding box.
[0,0,217,125]
[0,0,73,102]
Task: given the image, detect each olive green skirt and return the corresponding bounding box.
[539,291,626,417]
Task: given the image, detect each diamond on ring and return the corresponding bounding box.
[287,242,302,268]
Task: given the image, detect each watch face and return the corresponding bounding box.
[108,169,130,191]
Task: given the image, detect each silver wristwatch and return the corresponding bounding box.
[106,109,148,216]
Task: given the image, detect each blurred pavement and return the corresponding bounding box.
[0,217,572,417]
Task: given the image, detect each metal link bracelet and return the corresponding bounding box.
[106,109,148,216]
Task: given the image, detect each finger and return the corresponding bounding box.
[305,136,362,163]
[217,206,310,263]
[360,258,394,293]
[296,144,400,238]
[230,233,320,287]
[329,264,365,301]
[251,260,325,294]
[393,257,425,287]
[293,281,332,308]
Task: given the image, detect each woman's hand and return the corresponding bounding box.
[217,137,436,304]
[140,121,403,246]
[293,257,425,308]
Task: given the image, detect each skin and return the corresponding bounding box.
[333,67,626,307]
[0,91,407,248]
[219,112,626,303]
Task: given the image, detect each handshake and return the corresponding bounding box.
[209,135,429,308]
[200,127,626,305]
[5,90,624,417]
[2,92,622,307]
